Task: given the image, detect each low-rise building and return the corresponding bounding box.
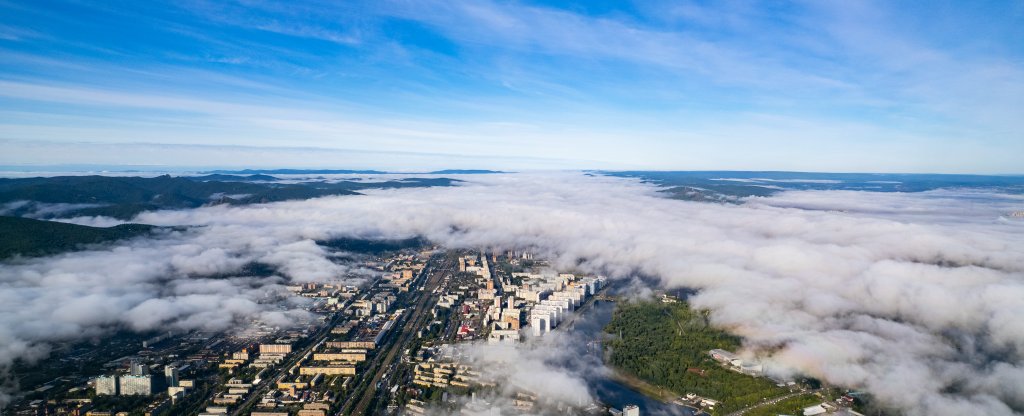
[259,344,292,355]
[325,341,375,349]
[312,352,366,362]
[298,366,357,376]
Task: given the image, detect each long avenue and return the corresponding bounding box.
[340,252,454,415]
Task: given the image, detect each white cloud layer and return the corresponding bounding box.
[0,223,369,406]
[2,172,1023,414]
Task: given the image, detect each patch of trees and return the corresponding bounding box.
[604,301,787,414]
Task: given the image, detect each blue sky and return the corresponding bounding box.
[0,0,1022,172]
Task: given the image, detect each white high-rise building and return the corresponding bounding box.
[120,375,153,396]
[531,314,551,336]
[129,361,146,376]
[164,365,179,388]
[95,375,118,395]
[623,405,640,416]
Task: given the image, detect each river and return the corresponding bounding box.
[563,300,698,416]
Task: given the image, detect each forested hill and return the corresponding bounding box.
[0,216,157,259]
[603,171,1024,203]
[0,175,457,219]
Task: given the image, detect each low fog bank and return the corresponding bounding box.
[461,332,599,411]
[2,172,1023,414]
[0,223,376,406]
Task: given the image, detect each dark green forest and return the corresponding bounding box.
[604,301,787,414]
[0,216,157,258]
[0,175,456,219]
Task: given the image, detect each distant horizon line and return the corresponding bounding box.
[0,164,1022,177]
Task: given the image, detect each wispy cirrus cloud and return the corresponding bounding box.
[0,0,1022,171]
